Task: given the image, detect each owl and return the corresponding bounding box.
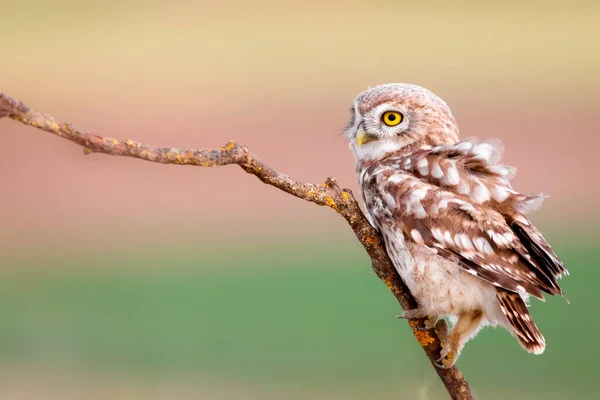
[344,83,568,368]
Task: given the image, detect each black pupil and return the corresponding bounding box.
[387,114,396,121]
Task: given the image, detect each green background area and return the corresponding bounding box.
[0,238,593,399]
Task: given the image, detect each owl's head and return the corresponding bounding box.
[344,83,460,163]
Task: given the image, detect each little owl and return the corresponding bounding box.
[344,83,568,368]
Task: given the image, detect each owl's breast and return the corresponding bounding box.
[379,223,497,317]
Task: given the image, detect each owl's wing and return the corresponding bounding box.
[365,145,567,299]
[384,138,567,279]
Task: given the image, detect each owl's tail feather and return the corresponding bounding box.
[496,289,546,355]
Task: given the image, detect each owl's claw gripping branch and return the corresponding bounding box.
[0,91,475,400]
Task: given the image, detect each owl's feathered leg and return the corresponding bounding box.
[397,308,439,331]
[436,310,483,369]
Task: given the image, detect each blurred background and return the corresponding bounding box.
[1,0,599,398]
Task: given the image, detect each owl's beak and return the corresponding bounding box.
[356,126,377,147]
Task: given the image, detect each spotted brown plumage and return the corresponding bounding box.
[345,83,568,367]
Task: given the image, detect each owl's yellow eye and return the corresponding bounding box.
[382,111,403,127]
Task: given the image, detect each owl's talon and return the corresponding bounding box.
[436,342,457,368]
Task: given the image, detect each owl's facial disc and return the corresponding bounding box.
[355,108,406,147]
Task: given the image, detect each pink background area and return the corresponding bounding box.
[1,1,599,263]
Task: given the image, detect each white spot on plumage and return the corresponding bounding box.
[471,142,494,161]
[412,203,427,218]
[474,237,493,255]
[454,234,463,249]
[417,157,429,175]
[455,140,474,153]
[491,185,510,202]
[443,230,455,246]
[459,234,475,251]
[431,228,444,243]
[388,174,407,184]
[445,162,460,185]
[457,179,471,195]
[503,232,515,243]
[482,240,494,255]
[409,186,428,201]
[431,161,443,179]
[411,229,425,245]
[487,229,513,247]
[472,182,491,203]
[488,165,509,176]
[452,198,473,209]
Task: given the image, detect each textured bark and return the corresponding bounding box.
[0,91,474,400]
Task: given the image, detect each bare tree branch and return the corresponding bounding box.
[0,91,474,399]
